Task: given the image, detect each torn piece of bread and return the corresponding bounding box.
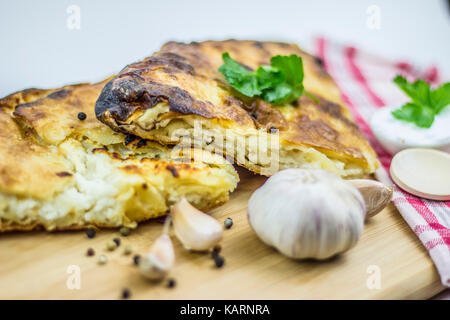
[0,80,238,232]
[96,40,379,177]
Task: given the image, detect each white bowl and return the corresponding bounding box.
[369,106,450,155]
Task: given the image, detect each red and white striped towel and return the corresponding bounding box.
[315,37,450,287]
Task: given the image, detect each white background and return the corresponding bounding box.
[0,0,449,97]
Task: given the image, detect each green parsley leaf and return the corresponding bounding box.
[254,65,284,91]
[430,82,450,114]
[263,54,305,104]
[391,75,450,128]
[218,52,307,105]
[391,103,435,128]
[218,53,261,97]
[271,54,304,86]
[393,75,431,107]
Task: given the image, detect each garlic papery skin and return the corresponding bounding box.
[171,197,223,251]
[348,179,393,218]
[247,169,366,260]
[140,231,175,280]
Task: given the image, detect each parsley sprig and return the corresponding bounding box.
[392,75,450,128]
[218,52,312,105]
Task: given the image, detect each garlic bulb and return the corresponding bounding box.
[171,197,223,251]
[347,179,393,218]
[247,169,366,260]
[140,217,175,280]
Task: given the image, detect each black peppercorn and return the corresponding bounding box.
[113,238,121,247]
[86,248,95,256]
[224,217,233,229]
[77,112,87,121]
[133,254,141,266]
[250,112,257,120]
[121,288,131,299]
[314,56,323,67]
[212,244,222,256]
[214,255,225,268]
[166,278,176,288]
[85,228,96,239]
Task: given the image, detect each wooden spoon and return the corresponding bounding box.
[390,148,450,201]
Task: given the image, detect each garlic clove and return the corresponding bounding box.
[348,179,393,218]
[139,232,175,280]
[171,197,223,251]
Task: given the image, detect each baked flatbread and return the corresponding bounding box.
[0,80,238,231]
[96,40,379,177]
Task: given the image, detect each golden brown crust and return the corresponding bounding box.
[12,77,123,146]
[95,40,379,173]
[0,87,59,114]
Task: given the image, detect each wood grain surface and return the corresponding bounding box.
[0,168,444,299]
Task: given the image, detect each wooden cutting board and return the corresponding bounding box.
[0,168,444,299]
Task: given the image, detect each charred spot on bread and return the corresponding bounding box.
[165,164,179,178]
[56,171,73,177]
